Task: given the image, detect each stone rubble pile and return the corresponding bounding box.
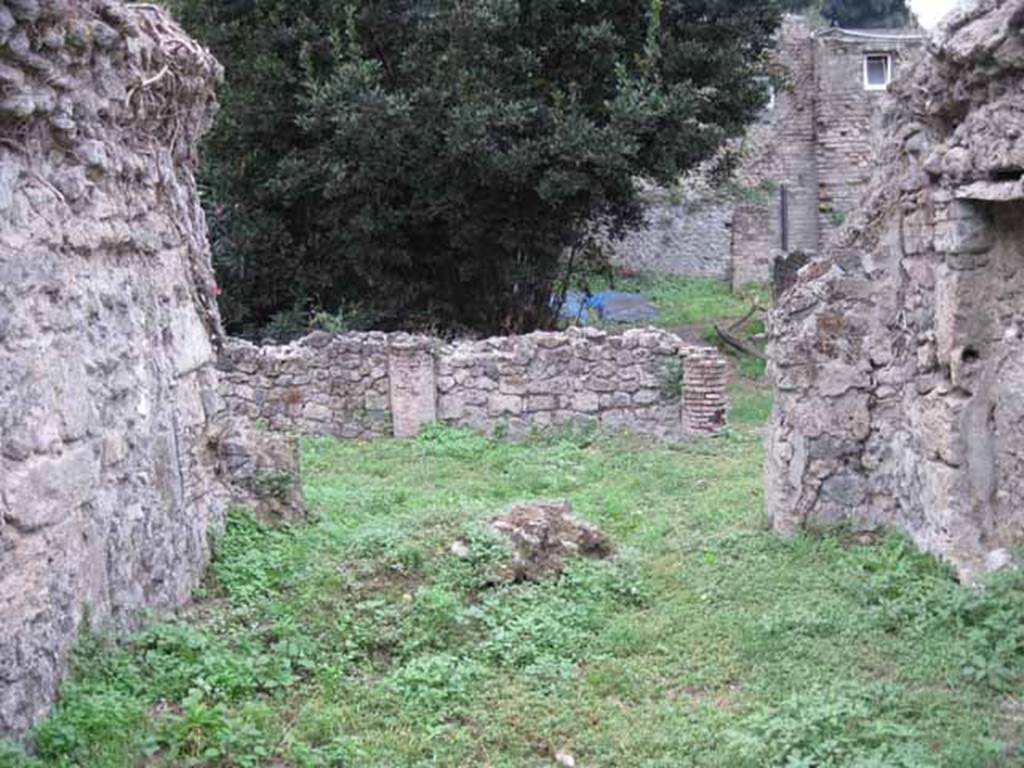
[488,500,613,582]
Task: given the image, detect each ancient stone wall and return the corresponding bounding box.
[218,329,729,441]
[812,28,926,247]
[606,17,820,287]
[767,0,1024,580]
[433,329,726,440]
[608,17,824,289]
[615,18,925,289]
[731,16,821,288]
[218,333,393,439]
[0,2,227,734]
[605,188,734,279]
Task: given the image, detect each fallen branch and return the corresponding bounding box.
[714,322,768,362]
[726,302,765,334]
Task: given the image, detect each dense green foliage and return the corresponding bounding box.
[779,0,818,11]
[4,419,1023,766]
[821,0,911,27]
[174,0,781,335]
[778,0,912,27]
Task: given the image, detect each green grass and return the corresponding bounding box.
[727,377,773,427]
[587,274,769,329]
[4,422,1023,767]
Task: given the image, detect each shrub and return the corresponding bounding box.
[174,0,781,335]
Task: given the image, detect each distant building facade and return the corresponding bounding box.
[608,17,927,287]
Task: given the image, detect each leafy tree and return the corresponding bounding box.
[821,0,911,28]
[176,0,781,335]
[779,0,818,11]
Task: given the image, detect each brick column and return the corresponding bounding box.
[681,348,728,435]
[387,335,437,438]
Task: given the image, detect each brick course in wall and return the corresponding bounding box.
[732,22,926,284]
[218,328,729,441]
[731,16,821,288]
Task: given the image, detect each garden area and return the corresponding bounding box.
[8,2,1024,765]
[4,407,1022,766]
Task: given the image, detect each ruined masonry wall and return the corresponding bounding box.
[218,333,393,439]
[812,31,925,247]
[767,0,1024,579]
[612,19,925,289]
[0,2,227,734]
[218,329,728,441]
[731,16,821,288]
[605,193,734,279]
[609,17,824,289]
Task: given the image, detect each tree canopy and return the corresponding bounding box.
[821,0,911,28]
[176,0,782,336]
[780,0,912,28]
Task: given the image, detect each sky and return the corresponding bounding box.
[910,0,961,28]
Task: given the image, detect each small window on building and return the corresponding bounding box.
[864,54,892,91]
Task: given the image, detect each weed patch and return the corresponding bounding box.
[4,425,1021,766]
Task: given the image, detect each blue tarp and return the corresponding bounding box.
[560,291,595,324]
[558,290,658,325]
[593,291,659,323]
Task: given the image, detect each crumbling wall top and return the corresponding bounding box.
[1,1,221,163]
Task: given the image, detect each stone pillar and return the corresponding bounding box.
[387,336,438,437]
[681,348,728,435]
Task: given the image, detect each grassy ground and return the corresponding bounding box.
[584,274,769,331]
[4,416,1023,767]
